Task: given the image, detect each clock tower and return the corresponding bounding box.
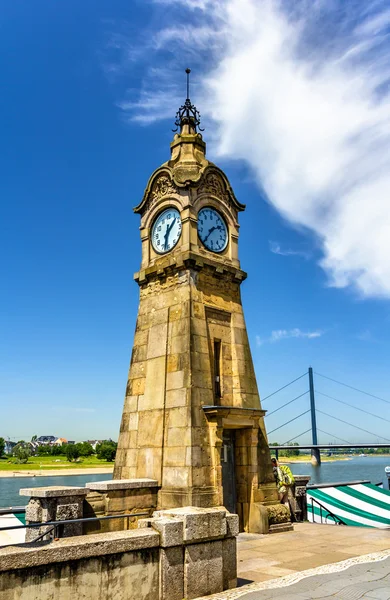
[113,73,289,532]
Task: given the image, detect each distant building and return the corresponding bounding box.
[54,438,67,446]
[87,440,103,450]
[4,441,16,455]
[37,436,57,445]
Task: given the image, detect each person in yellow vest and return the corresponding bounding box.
[271,457,295,509]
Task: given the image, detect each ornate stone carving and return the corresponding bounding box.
[142,174,178,214]
[197,170,235,215]
[295,486,307,497]
[266,503,290,525]
[151,175,177,202]
[198,172,225,198]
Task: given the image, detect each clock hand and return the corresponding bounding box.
[204,225,223,242]
[164,219,176,250]
[204,226,216,242]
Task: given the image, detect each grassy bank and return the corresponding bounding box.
[275,454,352,463]
[0,455,114,472]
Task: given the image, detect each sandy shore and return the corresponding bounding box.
[279,456,352,465]
[0,467,114,478]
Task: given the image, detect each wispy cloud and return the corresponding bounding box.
[356,329,375,342]
[269,241,311,259]
[270,328,323,342]
[111,0,390,300]
[256,328,323,345]
[51,407,96,414]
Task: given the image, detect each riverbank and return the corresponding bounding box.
[278,455,351,463]
[0,467,114,478]
[0,455,115,476]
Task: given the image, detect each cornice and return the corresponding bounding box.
[134,251,247,286]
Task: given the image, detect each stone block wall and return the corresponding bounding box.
[0,507,238,600]
[20,486,89,542]
[83,479,159,534]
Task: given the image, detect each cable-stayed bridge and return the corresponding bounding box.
[263,367,390,465]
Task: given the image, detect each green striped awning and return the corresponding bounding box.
[307,483,390,528]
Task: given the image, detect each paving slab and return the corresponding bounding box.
[196,522,390,600]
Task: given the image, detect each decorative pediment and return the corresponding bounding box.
[197,168,245,212]
[151,174,177,202]
[134,169,178,215]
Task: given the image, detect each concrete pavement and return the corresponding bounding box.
[196,522,390,599]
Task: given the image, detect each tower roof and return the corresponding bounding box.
[173,68,204,135]
[134,70,245,214]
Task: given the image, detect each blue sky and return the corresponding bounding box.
[1,0,390,443]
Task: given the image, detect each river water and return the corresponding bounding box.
[289,455,390,486]
[0,473,112,508]
[0,457,389,508]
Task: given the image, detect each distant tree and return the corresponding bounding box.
[13,443,31,464]
[31,435,38,443]
[0,437,5,457]
[75,442,94,457]
[36,445,51,456]
[96,441,117,462]
[284,443,300,457]
[65,444,80,462]
[50,445,64,456]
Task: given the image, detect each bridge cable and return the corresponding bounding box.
[268,409,311,435]
[281,428,312,445]
[316,410,390,443]
[316,390,390,425]
[317,428,353,445]
[315,372,390,406]
[262,373,307,402]
[266,391,309,417]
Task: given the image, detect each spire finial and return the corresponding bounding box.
[173,68,204,133]
[185,68,191,100]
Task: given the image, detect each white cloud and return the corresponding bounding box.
[255,335,263,347]
[356,329,374,342]
[117,0,390,300]
[269,328,323,342]
[256,328,323,345]
[269,241,311,259]
[52,407,96,414]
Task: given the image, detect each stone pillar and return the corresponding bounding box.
[20,486,89,542]
[83,478,159,534]
[292,475,311,521]
[139,506,238,600]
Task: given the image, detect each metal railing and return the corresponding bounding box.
[309,496,346,526]
[0,512,150,545]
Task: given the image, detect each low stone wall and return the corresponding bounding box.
[0,507,238,600]
[20,486,89,542]
[83,479,159,534]
[20,480,159,541]
[0,529,159,600]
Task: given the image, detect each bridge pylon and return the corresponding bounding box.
[309,367,321,466]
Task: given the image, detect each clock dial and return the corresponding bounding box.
[151,208,182,254]
[197,207,228,253]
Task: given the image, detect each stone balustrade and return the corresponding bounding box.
[0,506,238,600]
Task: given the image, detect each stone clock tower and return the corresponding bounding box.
[114,75,288,532]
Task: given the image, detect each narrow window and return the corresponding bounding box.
[214,340,222,402]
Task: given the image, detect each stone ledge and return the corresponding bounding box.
[0,529,160,572]
[86,478,159,491]
[153,507,229,543]
[20,486,89,498]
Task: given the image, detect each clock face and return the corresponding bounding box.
[197,207,228,253]
[151,208,182,254]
